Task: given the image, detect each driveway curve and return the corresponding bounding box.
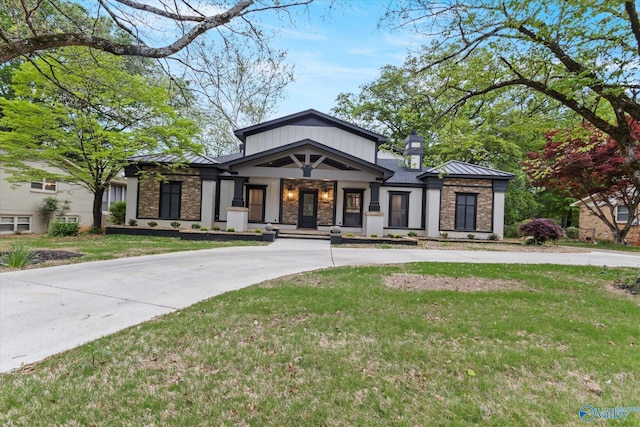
[1,239,638,372]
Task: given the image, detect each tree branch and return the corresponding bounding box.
[624,1,640,55]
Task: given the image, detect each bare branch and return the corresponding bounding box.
[624,1,640,55]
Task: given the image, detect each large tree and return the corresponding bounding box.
[0,49,199,231]
[0,0,312,64]
[524,122,640,244]
[383,1,640,191]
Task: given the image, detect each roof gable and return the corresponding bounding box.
[234,109,387,144]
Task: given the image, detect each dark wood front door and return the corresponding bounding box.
[298,190,318,228]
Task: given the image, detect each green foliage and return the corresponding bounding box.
[407,231,417,237]
[212,226,221,231]
[170,221,181,229]
[191,224,201,229]
[226,227,235,232]
[565,226,579,240]
[39,197,71,227]
[0,48,200,231]
[370,234,378,238]
[108,201,126,225]
[147,221,158,228]
[440,232,448,238]
[48,220,79,237]
[0,243,37,268]
[467,234,475,240]
[199,228,208,232]
[488,233,499,241]
[128,219,137,227]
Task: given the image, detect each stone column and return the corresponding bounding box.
[493,180,508,239]
[424,177,443,238]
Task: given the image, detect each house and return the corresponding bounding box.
[572,197,639,245]
[124,109,514,238]
[0,160,127,234]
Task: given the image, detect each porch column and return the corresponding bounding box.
[231,177,246,207]
[492,180,509,239]
[425,177,443,238]
[365,181,383,236]
[369,182,381,212]
[228,176,249,231]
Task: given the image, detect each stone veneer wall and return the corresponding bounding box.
[440,178,493,232]
[137,166,202,220]
[282,178,334,226]
[577,203,640,245]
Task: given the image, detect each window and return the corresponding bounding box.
[56,216,79,223]
[616,206,630,222]
[247,187,266,222]
[455,193,477,231]
[102,184,127,212]
[159,181,181,218]
[0,216,31,233]
[31,178,57,192]
[343,189,363,227]
[389,192,409,228]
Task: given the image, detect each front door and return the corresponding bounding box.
[298,190,318,228]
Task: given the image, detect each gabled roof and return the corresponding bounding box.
[377,159,424,186]
[220,138,394,179]
[418,160,515,180]
[233,109,387,144]
[128,153,219,166]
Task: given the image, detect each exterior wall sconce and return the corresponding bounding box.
[287,185,294,200]
[323,191,329,201]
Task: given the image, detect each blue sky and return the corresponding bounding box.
[263,1,421,119]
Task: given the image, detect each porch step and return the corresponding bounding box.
[278,230,330,240]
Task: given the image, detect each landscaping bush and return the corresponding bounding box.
[408,231,417,237]
[519,218,563,245]
[467,234,475,240]
[488,233,499,241]
[212,226,221,231]
[565,226,579,240]
[227,227,235,232]
[108,201,126,225]
[170,221,181,228]
[191,224,201,229]
[440,232,448,238]
[128,219,137,226]
[48,220,79,237]
[503,224,520,238]
[147,221,158,227]
[0,243,37,269]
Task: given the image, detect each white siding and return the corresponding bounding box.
[245,125,376,163]
[1,161,95,233]
[217,179,234,222]
[381,186,423,230]
[246,177,281,224]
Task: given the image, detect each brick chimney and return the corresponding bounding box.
[404,130,424,170]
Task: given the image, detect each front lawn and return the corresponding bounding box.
[0,234,266,268]
[1,263,638,425]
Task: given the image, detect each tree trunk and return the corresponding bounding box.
[611,228,628,246]
[92,187,106,232]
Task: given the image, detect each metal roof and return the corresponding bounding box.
[418,160,515,180]
[127,153,219,165]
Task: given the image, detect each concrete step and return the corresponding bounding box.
[278,230,330,240]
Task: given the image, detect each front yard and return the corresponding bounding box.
[1,263,638,425]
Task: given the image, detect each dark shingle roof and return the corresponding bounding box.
[377,159,424,185]
[128,153,219,165]
[214,152,243,163]
[418,160,515,180]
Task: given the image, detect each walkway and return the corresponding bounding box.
[1,239,638,372]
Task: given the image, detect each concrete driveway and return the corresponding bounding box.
[1,239,638,372]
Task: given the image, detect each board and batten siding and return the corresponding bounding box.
[380,187,423,229]
[244,125,377,163]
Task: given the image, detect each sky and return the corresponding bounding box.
[259,1,423,119]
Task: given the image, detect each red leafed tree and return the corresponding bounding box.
[524,121,640,245]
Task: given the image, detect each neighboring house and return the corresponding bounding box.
[572,197,639,245]
[125,109,515,238]
[0,160,127,234]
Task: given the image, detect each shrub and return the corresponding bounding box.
[170,221,181,228]
[565,226,579,240]
[488,233,499,241]
[212,226,221,231]
[0,243,37,269]
[440,232,448,239]
[128,219,137,226]
[519,218,564,245]
[370,234,378,238]
[393,234,402,238]
[467,234,475,240]
[408,231,417,237]
[200,227,208,231]
[503,224,520,238]
[345,232,354,237]
[48,220,79,237]
[227,227,235,232]
[108,201,126,225]
[147,221,158,227]
[254,229,262,233]
[191,224,201,229]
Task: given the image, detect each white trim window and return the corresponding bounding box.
[30,178,57,193]
[616,206,639,225]
[0,216,31,233]
[55,216,79,224]
[102,184,127,213]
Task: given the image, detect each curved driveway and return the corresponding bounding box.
[1,239,638,372]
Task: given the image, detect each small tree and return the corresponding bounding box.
[39,197,71,228]
[519,218,564,245]
[108,201,126,225]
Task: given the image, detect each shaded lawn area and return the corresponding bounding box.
[1,263,638,426]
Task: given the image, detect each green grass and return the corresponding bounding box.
[0,234,265,267]
[559,239,640,252]
[1,263,638,426]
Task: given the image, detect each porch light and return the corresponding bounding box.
[323,191,329,201]
[287,185,294,200]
